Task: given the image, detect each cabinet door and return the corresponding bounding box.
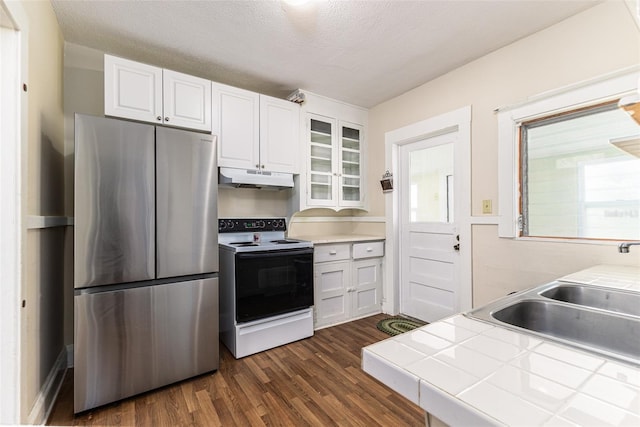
[259,95,300,174]
[307,114,337,207]
[314,261,350,328]
[212,83,260,169]
[162,70,212,132]
[104,54,162,124]
[352,258,382,318]
[339,122,364,208]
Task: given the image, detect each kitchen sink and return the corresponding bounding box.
[540,284,640,317]
[465,281,640,366]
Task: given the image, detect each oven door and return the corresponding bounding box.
[235,248,314,323]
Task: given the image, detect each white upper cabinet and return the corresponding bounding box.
[290,91,368,212]
[104,54,212,132]
[213,82,300,174]
[259,95,300,174]
[162,70,212,131]
[104,55,162,123]
[211,83,260,170]
[304,114,365,210]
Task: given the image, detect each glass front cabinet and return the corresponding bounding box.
[307,113,365,209]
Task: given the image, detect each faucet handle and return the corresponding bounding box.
[618,242,640,253]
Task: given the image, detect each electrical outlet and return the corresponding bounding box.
[482,199,492,214]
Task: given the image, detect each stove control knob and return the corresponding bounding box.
[219,221,226,230]
[257,220,265,229]
[226,220,235,230]
[279,219,286,228]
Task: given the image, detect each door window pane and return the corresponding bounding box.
[409,142,454,223]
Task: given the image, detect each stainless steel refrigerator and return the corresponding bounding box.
[73,114,219,413]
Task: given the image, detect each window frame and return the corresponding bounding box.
[497,67,640,240]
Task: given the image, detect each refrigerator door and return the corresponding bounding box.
[74,114,155,288]
[74,277,219,413]
[156,127,218,278]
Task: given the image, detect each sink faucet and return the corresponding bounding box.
[618,242,640,253]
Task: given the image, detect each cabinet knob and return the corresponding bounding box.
[164,117,169,122]
[256,164,260,169]
[156,116,162,121]
[329,250,337,255]
[261,164,265,169]
[366,247,373,252]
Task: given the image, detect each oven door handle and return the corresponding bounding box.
[235,247,314,260]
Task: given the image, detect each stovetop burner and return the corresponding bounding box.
[231,242,259,247]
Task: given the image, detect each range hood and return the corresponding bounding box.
[219,167,294,190]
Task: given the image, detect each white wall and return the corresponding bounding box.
[369,1,640,306]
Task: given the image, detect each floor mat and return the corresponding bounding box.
[376,316,427,336]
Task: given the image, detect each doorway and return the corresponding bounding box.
[0,1,24,423]
[384,106,471,323]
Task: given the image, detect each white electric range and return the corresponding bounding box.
[218,218,314,358]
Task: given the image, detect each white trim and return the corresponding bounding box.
[384,106,472,316]
[290,216,385,223]
[495,65,640,114]
[26,215,74,229]
[470,216,499,225]
[498,68,640,238]
[26,348,67,426]
[0,1,26,424]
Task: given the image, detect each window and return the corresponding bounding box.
[520,102,640,239]
[498,68,640,240]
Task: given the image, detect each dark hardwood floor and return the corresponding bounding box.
[48,314,425,426]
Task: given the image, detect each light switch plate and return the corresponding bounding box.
[482,199,492,214]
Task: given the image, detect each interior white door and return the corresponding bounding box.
[399,132,460,323]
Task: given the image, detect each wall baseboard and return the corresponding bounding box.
[27,348,67,425]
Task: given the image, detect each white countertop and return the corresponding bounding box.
[362,265,640,426]
[290,234,385,244]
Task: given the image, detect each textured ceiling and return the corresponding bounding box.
[50,0,600,108]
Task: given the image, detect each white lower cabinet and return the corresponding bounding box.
[314,261,351,327]
[313,241,383,329]
[352,258,383,318]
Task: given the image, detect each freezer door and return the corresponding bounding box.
[74,114,155,288]
[74,277,219,413]
[156,127,218,278]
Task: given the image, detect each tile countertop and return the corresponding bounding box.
[290,234,384,244]
[362,265,640,427]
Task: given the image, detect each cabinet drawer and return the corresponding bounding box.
[315,243,351,263]
[352,241,384,259]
